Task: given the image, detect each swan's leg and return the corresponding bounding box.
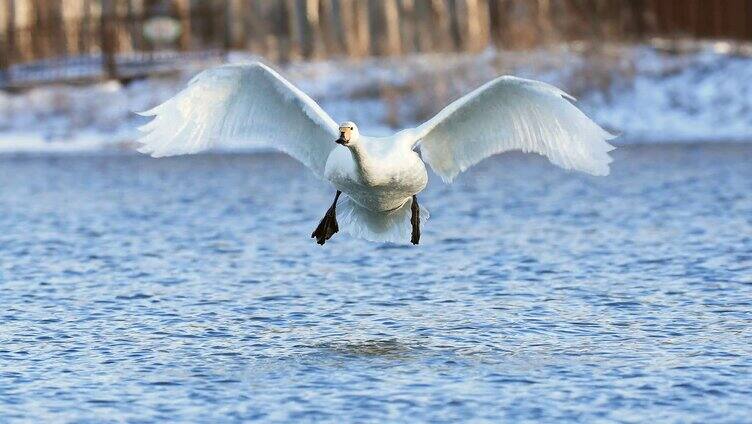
[311,191,341,245]
[410,195,420,245]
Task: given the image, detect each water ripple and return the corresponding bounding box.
[1,145,751,422]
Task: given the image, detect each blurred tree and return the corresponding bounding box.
[78,0,93,54]
[174,0,191,50]
[354,0,370,56]
[124,0,141,51]
[48,1,67,55]
[383,0,402,55]
[29,0,46,57]
[4,0,752,71]
[2,0,16,73]
[296,0,320,58]
[101,0,118,78]
[318,0,340,54]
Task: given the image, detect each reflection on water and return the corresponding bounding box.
[318,339,420,358]
[1,144,751,422]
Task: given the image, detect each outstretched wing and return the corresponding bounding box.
[414,76,616,183]
[136,62,339,178]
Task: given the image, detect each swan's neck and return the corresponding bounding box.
[348,142,378,185]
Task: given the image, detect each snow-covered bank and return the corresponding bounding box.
[1,41,751,153]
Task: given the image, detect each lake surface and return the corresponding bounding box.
[1,144,751,423]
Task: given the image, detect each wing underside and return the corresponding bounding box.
[415,76,616,183]
[137,63,339,178]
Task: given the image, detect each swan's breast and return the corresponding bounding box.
[324,146,427,212]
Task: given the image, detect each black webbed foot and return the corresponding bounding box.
[410,195,420,245]
[312,191,341,245]
[311,209,338,245]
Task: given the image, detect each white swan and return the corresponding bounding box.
[136,62,615,245]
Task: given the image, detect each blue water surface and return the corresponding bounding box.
[1,144,751,422]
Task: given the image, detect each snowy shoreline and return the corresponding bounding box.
[2,41,751,154]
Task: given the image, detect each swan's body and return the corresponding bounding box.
[137,62,615,244]
[324,131,427,212]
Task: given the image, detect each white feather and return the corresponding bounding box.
[136,65,616,244]
[136,62,339,178]
[415,76,616,183]
[337,196,429,244]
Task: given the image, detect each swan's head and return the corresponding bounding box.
[336,122,359,146]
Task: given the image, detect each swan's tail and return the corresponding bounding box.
[336,196,429,244]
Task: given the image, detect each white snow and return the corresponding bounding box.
[584,42,752,143]
[1,41,751,154]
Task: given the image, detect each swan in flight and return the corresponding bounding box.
[137,62,615,245]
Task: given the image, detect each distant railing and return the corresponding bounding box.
[0,50,225,90]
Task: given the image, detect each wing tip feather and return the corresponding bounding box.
[135,108,157,117]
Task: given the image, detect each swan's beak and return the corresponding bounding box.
[335,133,348,145]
